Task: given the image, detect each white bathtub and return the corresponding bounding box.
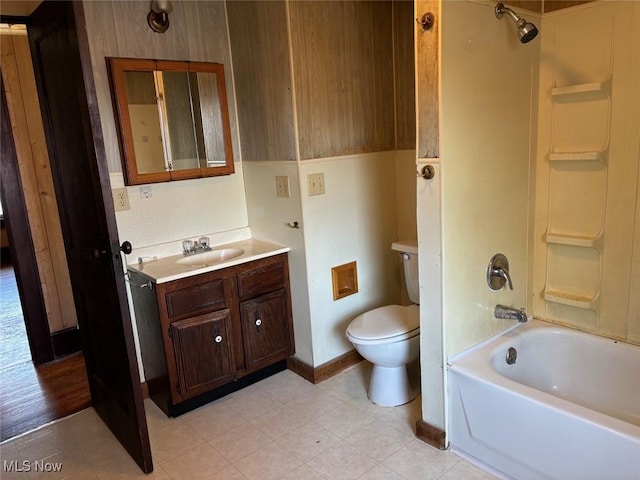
[448,319,640,480]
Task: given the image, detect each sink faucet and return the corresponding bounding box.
[494,304,528,323]
[182,237,212,256]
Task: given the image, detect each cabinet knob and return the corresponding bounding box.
[255,319,262,327]
[214,335,223,343]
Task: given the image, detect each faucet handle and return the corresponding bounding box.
[491,267,513,290]
[487,253,513,291]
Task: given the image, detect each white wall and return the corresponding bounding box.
[417,0,539,431]
[440,1,538,357]
[395,150,418,242]
[532,1,640,343]
[300,153,402,366]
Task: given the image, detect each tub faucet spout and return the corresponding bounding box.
[494,304,528,323]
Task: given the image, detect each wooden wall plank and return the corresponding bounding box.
[289,1,395,160]
[394,0,416,150]
[544,1,593,13]
[227,1,296,162]
[508,1,543,13]
[506,1,594,14]
[183,0,240,164]
[416,0,439,158]
[11,34,77,330]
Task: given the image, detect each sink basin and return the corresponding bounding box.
[176,248,245,267]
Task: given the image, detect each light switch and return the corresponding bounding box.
[275,176,290,197]
[307,173,325,196]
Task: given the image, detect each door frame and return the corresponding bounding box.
[0,73,53,365]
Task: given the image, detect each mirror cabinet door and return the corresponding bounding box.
[123,70,167,174]
[108,58,234,185]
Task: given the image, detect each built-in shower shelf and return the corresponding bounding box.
[551,82,606,98]
[549,151,604,163]
[545,232,602,248]
[544,289,599,309]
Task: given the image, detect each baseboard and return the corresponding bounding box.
[286,356,315,383]
[141,382,149,399]
[415,419,446,449]
[287,349,363,384]
[51,327,81,358]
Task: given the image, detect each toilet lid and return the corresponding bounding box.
[347,305,419,341]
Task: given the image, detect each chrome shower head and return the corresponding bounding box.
[495,2,538,44]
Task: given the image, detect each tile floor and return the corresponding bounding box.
[0,362,498,480]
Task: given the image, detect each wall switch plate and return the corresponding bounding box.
[275,175,290,197]
[307,172,325,196]
[112,188,130,211]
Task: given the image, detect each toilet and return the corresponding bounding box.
[346,240,420,407]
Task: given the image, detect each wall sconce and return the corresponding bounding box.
[147,0,173,33]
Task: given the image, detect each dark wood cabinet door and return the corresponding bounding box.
[240,289,293,372]
[170,310,235,400]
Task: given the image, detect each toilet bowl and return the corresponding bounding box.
[345,240,421,407]
[346,304,420,406]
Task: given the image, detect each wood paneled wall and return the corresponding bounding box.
[508,1,594,13]
[289,1,395,160]
[0,32,77,333]
[394,0,416,150]
[227,1,296,162]
[227,1,415,162]
[416,0,440,158]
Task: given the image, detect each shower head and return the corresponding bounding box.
[495,2,538,44]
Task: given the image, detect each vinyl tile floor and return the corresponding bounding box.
[0,362,498,479]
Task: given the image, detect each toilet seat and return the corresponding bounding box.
[346,305,419,345]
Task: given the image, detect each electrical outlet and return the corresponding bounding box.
[112,188,130,211]
[275,176,290,197]
[139,185,152,199]
[307,172,325,196]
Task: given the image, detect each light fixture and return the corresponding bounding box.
[147,0,173,34]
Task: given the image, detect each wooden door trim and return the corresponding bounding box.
[0,75,54,364]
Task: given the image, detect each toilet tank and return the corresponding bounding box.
[391,240,419,304]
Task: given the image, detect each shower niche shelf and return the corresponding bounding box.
[551,82,608,99]
[543,289,599,310]
[548,151,605,164]
[545,232,602,248]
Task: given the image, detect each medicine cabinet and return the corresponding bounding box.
[107,58,234,185]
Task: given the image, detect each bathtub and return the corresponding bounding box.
[448,320,640,480]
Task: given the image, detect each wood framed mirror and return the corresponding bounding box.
[107,58,234,185]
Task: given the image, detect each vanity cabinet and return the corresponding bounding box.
[130,253,294,416]
[170,310,235,399]
[240,290,291,372]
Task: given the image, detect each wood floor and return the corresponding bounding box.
[0,254,91,442]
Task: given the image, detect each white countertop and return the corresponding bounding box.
[127,238,290,284]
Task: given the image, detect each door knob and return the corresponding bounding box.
[417,164,435,179]
[120,241,132,255]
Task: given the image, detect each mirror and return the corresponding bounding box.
[107,58,234,185]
